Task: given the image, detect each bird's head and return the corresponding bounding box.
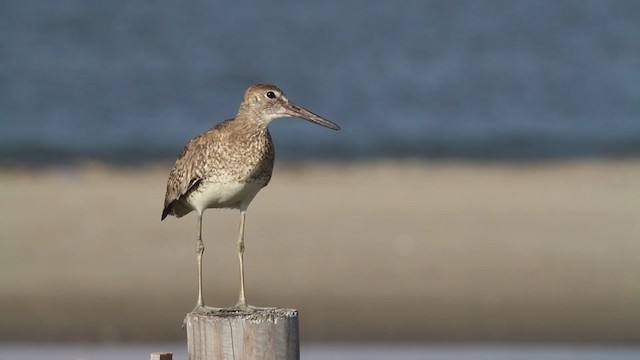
[238,84,340,130]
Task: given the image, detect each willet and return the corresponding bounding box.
[161,84,340,312]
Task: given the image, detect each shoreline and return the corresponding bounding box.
[2,159,639,342]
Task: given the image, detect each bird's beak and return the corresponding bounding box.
[284,102,341,130]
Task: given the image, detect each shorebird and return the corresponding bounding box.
[161,84,340,312]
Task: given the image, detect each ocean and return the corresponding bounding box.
[1,0,639,165]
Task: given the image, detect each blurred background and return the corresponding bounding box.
[1,0,639,359]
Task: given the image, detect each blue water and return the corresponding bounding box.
[1,0,639,165]
[2,343,640,360]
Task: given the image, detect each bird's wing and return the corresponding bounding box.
[161,129,216,219]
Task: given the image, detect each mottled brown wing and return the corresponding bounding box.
[161,126,221,220]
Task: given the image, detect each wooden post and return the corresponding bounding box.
[151,352,173,360]
[185,307,299,360]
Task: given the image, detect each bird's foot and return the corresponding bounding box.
[182,304,268,328]
[191,304,218,313]
[221,302,261,313]
[182,305,218,328]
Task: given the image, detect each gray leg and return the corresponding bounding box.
[236,210,248,308]
[195,212,205,308]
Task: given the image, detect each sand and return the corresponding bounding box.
[1,160,639,342]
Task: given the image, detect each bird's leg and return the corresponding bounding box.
[235,210,249,309]
[195,212,205,309]
[184,213,207,328]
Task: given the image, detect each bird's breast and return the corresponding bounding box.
[188,180,265,211]
[184,126,274,212]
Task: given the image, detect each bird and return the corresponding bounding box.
[161,84,340,313]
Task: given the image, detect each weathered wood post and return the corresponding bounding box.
[185,307,299,360]
[151,352,173,360]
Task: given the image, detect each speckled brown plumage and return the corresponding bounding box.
[160,83,339,311]
[161,117,274,219]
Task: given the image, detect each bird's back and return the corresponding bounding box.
[162,119,274,219]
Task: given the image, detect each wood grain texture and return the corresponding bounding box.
[186,308,299,360]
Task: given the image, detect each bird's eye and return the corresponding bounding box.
[266,91,276,99]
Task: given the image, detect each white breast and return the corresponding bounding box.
[187,181,264,213]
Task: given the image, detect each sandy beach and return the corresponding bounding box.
[1,160,639,343]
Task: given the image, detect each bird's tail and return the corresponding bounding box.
[161,201,192,220]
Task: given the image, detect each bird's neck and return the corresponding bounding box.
[230,114,271,138]
[235,110,265,126]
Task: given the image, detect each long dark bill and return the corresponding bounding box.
[285,102,341,130]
